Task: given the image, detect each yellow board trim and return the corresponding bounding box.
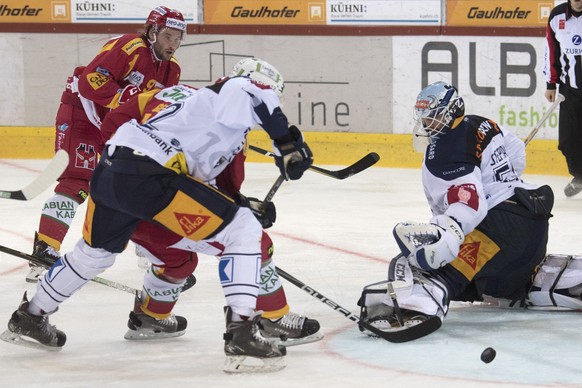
[0,126,569,176]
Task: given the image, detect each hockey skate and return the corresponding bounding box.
[124,294,187,340]
[223,306,286,373]
[259,312,323,346]
[26,232,61,283]
[564,177,582,198]
[0,292,66,351]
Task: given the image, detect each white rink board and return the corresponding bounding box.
[392,35,555,140]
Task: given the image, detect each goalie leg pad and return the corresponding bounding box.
[528,254,582,310]
[358,257,449,340]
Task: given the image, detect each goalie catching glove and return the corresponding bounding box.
[237,194,276,229]
[273,125,313,180]
[393,215,464,270]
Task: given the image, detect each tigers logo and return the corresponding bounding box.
[75,144,96,170]
[458,242,480,270]
[175,213,210,235]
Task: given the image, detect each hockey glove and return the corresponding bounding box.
[238,194,277,229]
[118,85,140,105]
[393,215,464,271]
[273,125,313,180]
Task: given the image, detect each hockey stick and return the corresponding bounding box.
[0,244,139,295]
[524,93,565,145]
[264,175,285,202]
[248,145,380,180]
[274,266,441,343]
[0,150,69,201]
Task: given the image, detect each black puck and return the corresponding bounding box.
[480,347,496,363]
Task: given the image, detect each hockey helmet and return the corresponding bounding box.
[146,6,187,34]
[229,58,285,97]
[413,81,465,142]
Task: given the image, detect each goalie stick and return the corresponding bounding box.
[0,150,69,201]
[274,266,441,343]
[248,145,380,180]
[0,244,138,295]
[524,93,565,146]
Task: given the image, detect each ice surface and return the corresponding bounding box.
[1,158,581,387]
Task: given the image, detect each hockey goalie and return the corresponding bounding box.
[358,81,582,342]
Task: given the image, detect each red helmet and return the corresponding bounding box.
[146,6,186,33]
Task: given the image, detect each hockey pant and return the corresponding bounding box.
[131,221,289,319]
[30,148,263,318]
[37,101,103,250]
[558,84,582,178]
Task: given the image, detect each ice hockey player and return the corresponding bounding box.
[97,58,322,352]
[2,58,313,373]
[27,6,186,282]
[356,81,582,342]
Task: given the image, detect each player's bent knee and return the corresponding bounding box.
[67,239,116,278]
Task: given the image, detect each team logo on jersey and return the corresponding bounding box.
[75,144,97,170]
[446,183,479,210]
[175,212,211,236]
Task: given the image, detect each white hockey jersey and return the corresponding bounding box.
[106,77,289,182]
[421,115,537,235]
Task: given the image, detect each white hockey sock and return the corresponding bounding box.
[40,193,80,228]
[219,254,261,318]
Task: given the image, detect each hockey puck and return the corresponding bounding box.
[480,347,496,363]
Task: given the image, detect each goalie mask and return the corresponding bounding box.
[413,81,465,150]
[229,58,285,97]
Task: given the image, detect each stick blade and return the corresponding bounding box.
[1,150,69,201]
[333,151,380,179]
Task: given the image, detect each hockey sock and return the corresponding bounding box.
[38,193,81,250]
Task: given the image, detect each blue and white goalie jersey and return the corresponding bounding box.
[421,115,537,235]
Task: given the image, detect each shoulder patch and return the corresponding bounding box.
[122,38,146,55]
[446,183,479,211]
[85,71,110,90]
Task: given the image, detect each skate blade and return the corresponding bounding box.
[124,329,186,341]
[270,332,324,347]
[223,355,286,373]
[0,329,62,352]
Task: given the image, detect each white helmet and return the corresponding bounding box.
[413,81,465,148]
[229,58,285,97]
